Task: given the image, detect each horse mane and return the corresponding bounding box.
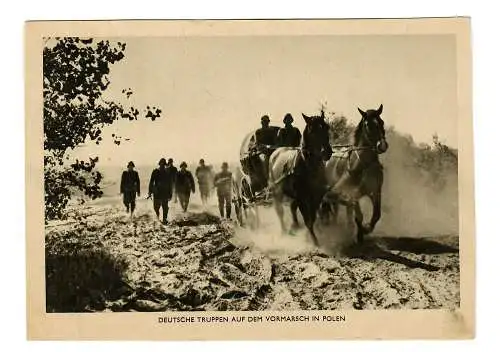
[352,119,364,145]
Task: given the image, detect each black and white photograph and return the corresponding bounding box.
[26,18,474,340]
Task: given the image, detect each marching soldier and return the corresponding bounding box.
[120,161,140,217]
[148,158,176,224]
[213,162,233,219]
[175,162,196,212]
[195,158,212,205]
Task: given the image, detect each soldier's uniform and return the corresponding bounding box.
[120,161,140,214]
[255,115,278,148]
[277,113,302,147]
[195,160,213,204]
[149,158,177,224]
[214,163,233,219]
[254,115,278,185]
[176,162,196,212]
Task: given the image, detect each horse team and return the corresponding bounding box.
[120,104,388,246]
[263,104,387,246]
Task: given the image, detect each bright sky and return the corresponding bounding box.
[70,35,457,167]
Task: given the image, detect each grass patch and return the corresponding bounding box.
[45,229,130,312]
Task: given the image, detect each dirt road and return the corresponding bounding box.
[45,195,460,312]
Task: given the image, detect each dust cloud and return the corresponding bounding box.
[232,206,316,256]
[376,130,459,237]
[232,204,356,256]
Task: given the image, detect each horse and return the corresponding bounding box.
[320,104,388,244]
[268,112,333,246]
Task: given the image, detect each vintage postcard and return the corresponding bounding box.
[25,18,474,340]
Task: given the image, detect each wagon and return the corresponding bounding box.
[233,126,281,228]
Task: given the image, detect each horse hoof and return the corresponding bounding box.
[362,223,373,234]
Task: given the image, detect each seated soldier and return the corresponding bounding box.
[254,115,278,186]
[277,113,302,147]
[255,115,277,151]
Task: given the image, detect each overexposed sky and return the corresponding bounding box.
[70,35,457,167]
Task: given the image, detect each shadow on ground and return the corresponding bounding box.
[341,236,459,272]
[375,236,459,254]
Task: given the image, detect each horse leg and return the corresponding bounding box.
[290,200,300,229]
[321,190,344,226]
[345,204,355,235]
[273,192,287,234]
[298,201,319,247]
[331,201,339,225]
[366,192,382,234]
[353,201,366,244]
[318,201,330,225]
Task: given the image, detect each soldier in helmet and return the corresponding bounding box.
[195,158,212,205]
[277,113,302,147]
[255,115,277,148]
[254,115,278,185]
[213,162,233,219]
[120,161,140,217]
[175,161,195,212]
[148,158,176,224]
[166,158,178,203]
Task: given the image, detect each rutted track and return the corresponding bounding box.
[45,203,460,312]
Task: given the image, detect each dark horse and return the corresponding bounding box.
[321,104,388,244]
[268,112,333,246]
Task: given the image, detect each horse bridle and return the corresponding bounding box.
[361,116,386,150]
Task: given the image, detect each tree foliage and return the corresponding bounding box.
[44,37,162,220]
[319,105,354,145]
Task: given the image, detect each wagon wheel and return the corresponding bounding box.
[233,190,245,227]
[233,177,247,227]
[239,176,260,229]
[233,195,243,226]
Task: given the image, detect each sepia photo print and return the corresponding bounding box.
[26,18,474,340]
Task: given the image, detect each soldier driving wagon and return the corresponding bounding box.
[235,114,300,226]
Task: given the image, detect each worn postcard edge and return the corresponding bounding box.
[25,18,475,340]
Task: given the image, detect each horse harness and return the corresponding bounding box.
[330,144,383,176]
[268,147,325,187]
